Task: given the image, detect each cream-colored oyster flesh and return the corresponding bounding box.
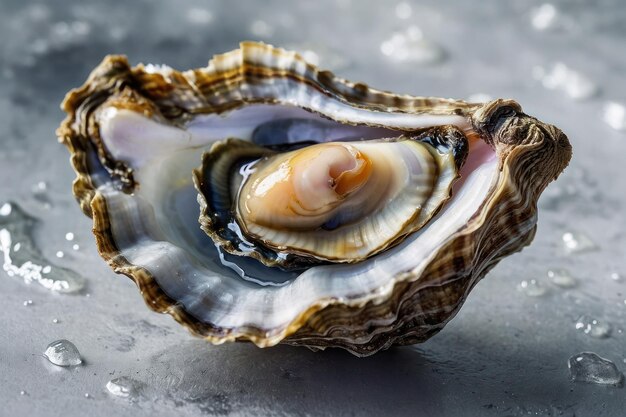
[57,42,571,356]
[239,139,447,262]
[193,128,467,267]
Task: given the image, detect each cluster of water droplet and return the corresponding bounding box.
[575,315,612,339]
[603,102,626,132]
[0,202,85,293]
[533,63,598,101]
[530,4,559,31]
[526,3,626,137]
[42,339,150,401]
[513,178,624,388]
[380,25,445,65]
[516,279,548,297]
[562,231,597,254]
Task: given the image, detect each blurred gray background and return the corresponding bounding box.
[1,0,625,416]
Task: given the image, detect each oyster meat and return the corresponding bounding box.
[57,42,571,356]
[194,126,467,268]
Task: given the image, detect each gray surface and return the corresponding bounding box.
[1,0,625,416]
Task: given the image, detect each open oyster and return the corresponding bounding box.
[57,42,571,356]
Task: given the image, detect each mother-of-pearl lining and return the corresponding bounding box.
[98,104,496,329]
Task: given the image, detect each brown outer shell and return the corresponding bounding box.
[57,42,571,356]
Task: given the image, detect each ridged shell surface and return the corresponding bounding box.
[57,42,571,356]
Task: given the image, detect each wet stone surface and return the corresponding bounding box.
[1,0,626,416]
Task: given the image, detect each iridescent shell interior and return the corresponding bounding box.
[57,42,571,356]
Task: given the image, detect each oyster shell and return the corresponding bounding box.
[57,42,571,356]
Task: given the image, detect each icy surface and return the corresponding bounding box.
[1,0,625,416]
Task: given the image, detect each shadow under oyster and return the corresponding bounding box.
[57,42,571,356]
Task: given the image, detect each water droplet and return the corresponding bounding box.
[395,2,412,19]
[575,315,612,338]
[533,63,597,100]
[42,20,91,52]
[26,4,50,21]
[547,268,577,288]
[610,272,623,282]
[603,101,626,131]
[52,318,59,324]
[568,352,623,386]
[106,376,145,399]
[84,393,90,399]
[23,299,33,306]
[13,243,21,252]
[20,390,26,395]
[30,182,52,209]
[517,279,548,297]
[0,203,12,216]
[467,93,493,103]
[108,26,127,42]
[531,3,558,31]
[185,7,213,25]
[249,20,274,38]
[72,244,80,251]
[33,181,47,192]
[56,251,64,258]
[562,231,597,254]
[44,339,82,367]
[65,232,74,241]
[31,39,48,55]
[381,26,445,65]
[0,203,85,293]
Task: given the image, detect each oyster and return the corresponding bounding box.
[194,127,467,268]
[57,42,571,356]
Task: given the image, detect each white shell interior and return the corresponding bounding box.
[94,103,498,331]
